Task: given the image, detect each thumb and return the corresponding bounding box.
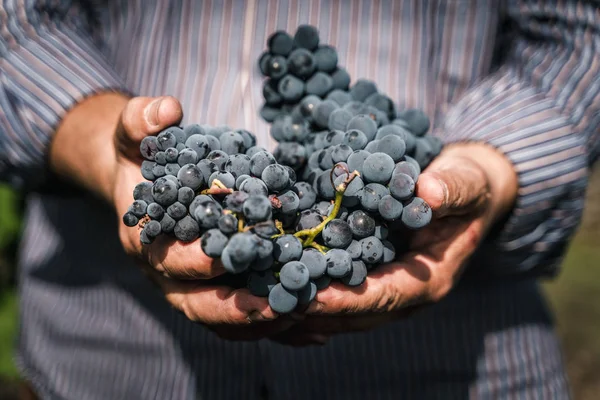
[117,96,183,155]
[415,156,490,218]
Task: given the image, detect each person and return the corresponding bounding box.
[1,0,598,398]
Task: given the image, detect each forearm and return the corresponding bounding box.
[49,93,130,203]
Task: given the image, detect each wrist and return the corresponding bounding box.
[49,93,130,203]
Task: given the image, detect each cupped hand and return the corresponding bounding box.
[273,142,518,344]
[51,94,290,337]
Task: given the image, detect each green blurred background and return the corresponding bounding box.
[0,169,598,398]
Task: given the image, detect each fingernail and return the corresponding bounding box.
[144,97,164,127]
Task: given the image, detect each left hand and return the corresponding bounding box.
[272,142,518,345]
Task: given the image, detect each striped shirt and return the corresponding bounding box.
[1,0,599,398]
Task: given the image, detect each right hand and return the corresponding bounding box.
[51,94,293,338]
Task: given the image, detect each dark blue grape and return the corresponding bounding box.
[261,164,289,193]
[360,183,389,212]
[379,195,404,221]
[152,177,179,206]
[376,134,406,162]
[298,95,322,121]
[306,72,333,97]
[280,261,310,291]
[297,281,317,305]
[164,147,179,163]
[375,125,416,154]
[268,283,298,314]
[328,108,353,131]
[267,55,288,80]
[296,209,324,231]
[345,240,362,259]
[122,212,139,227]
[299,248,327,279]
[177,164,204,190]
[312,100,339,129]
[167,202,187,220]
[364,93,396,119]
[223,191,249,213]
[152,164,166,178]
[401,197,432,229]
[273,235,303,263]
[331,67,351,90]
[183,124,206,140]
[260,105,284,123]
[341,260,368,287]
[347,210,376,239]
[331,144,353,163]
[393,161,419,182]
[248,271,278,297]
[268,30,294,56]
[322,219,353,248]
[346,150,371,176]
[374,225,388,240]
[140,136,159,160]
[133,181,154,203]
[346,114,378,141]
[242,195,272,222]
[185,134,210,159]
[201,229,229,258]
[144,220,162,238]
[140,229,153,245]
[240,177,269,196]
[317,148,334,170]
[160,214,176,234]
[349,79,378,102]
[314,170,335,200]
[263,79,283,105]
[274,190,300,215]
[221,246,250,274]
[360,236,384,264]
[141,160,155,180]
[412,138,436,170]
[188,194,212,217]
[154,151,167,165]
[164,163,180,176]
[177,187,195,206]
[155,130,176,151]
[326,249,352,278]
[196,159,218,181]
[342,129,368,150]
[218,214,238,235]
[177,148,198,166]
[312,201,331,216]
[227,233,258,264]
[294,24,319,50]
[275,143,307,170]
[258,52,271,75]
[389,173,415,201]
[208,171,236,189]
[362,153,395,184]
[220,131,246,155]
[278,75,305,102]
[314,275,332,290]
[397,109,430,136]
[174,216,200,242]
[224,154,251,178]
[292,182,317,210]
[147,202,165,220]
[246,146,267,158]
[313,45,338,72]
[252,222,279,240]
[249,151,276,177]
[205,135,221,152]
[326,89,352,106]
[382,240,396,263]
[193,200,222,229]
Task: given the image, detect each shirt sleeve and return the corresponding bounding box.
[0,1,130,190]
[437,1,600,277]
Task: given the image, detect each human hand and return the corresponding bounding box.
[273,142,518,344]
[49,94,290,338]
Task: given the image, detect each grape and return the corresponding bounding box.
[378,195,404,221]
[323,129,345,147]
[221,246,250,274]
[375,125,416,154]
[160,214,176,234]
[177,187,195,206]
[177,164,204,190]
[412,138,435,169]
[328,108,353,131]
[209,171,236,189]
[174,216,200,242]
[218,214,238,235]
[360,236,384,264]
[425,135,444,157]
[364,140,379,153]
[242,195,272,222]
[293,24,319,49]
[201,229,229,257]
[177,148,198,166]
[220,131,246,155]
[188,194,212,217]
[266,55,288,80]
[331,163,349,179]
[227,233,258,265]
[312,100,339,129]
[327,204,348,221]
[296,209,324,231]
[314,170,335,200]
[317,148,334,170]
[404,155,421,175]
[292,182,317,210]
[252,221,279,240]
[165,163,181,176]
[260,105,284,122]
[145,220,162,237]
[347,210,376,239]
[268,30,294,56]
[152,164,165,178]
[155,131,178,151]
[133,182,154,203]
[246,146,267,158]
[207,150,229,170]
[298,95,322,121]
[122,212,139,227]
[312,201,331,216]
[364,93,396,119]
[374,225,388,240]
[196,159,218,181]
[362,153,395,184]
[322,219,353,248]
[360,183,389,212]
[389,173,415,201]
[152,177,179,206]
[140,136,160,160]
[347,150,370,176]
[306,72,334,97]
[223,191,249,213]
[326,249,352,278]
[224,154,251,178]
[184,134,210,159]
[274,143,307,168]
[273,235,302,263]
[326,89,353,106]
[155,151,167,165]
[314,275,332,290]
[248,271,278,297]
[146,202,164,220]
[330,67,351,90]
[376,135,406,162]
[297,281,317,305]
[141,160,155,180]
[349,79,378,102]
[193,200,222,229]
[167,202,187,220]
[205,132,222,151]
[140,229,153,245]
[401,197,432,229]
[299,248,327,279]
[342,260,368,287]
[342,129,368,150]
[164,147,179,163]
[183,124,206,139]
[268,283,298,314]
[345,240,362,259]
[258,52,271,75]
[274,190,300,215]
[331,144,353,163]
[280,261,310,291]
[393,161,419,183]
[279,75,306,102]
[176,143,186,152]
[397,108,430,136]
[382,240,396,263]
[280,119,309,142]
[334,173,364,207]
[240,177,268,196]
[261,164,289,193]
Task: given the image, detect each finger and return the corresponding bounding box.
[416,156,490,218]
[117,96,183,158]
[145,267,279,325]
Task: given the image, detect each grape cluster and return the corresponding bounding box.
[123,25,444,314]
[258,25,351,122]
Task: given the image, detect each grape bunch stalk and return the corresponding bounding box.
[123,25,443,314]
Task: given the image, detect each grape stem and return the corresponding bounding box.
[309,242,330,254]
[294,168,360,247]
[237,215,245,232]
[200,179,233,195]
[270,220,286,239]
